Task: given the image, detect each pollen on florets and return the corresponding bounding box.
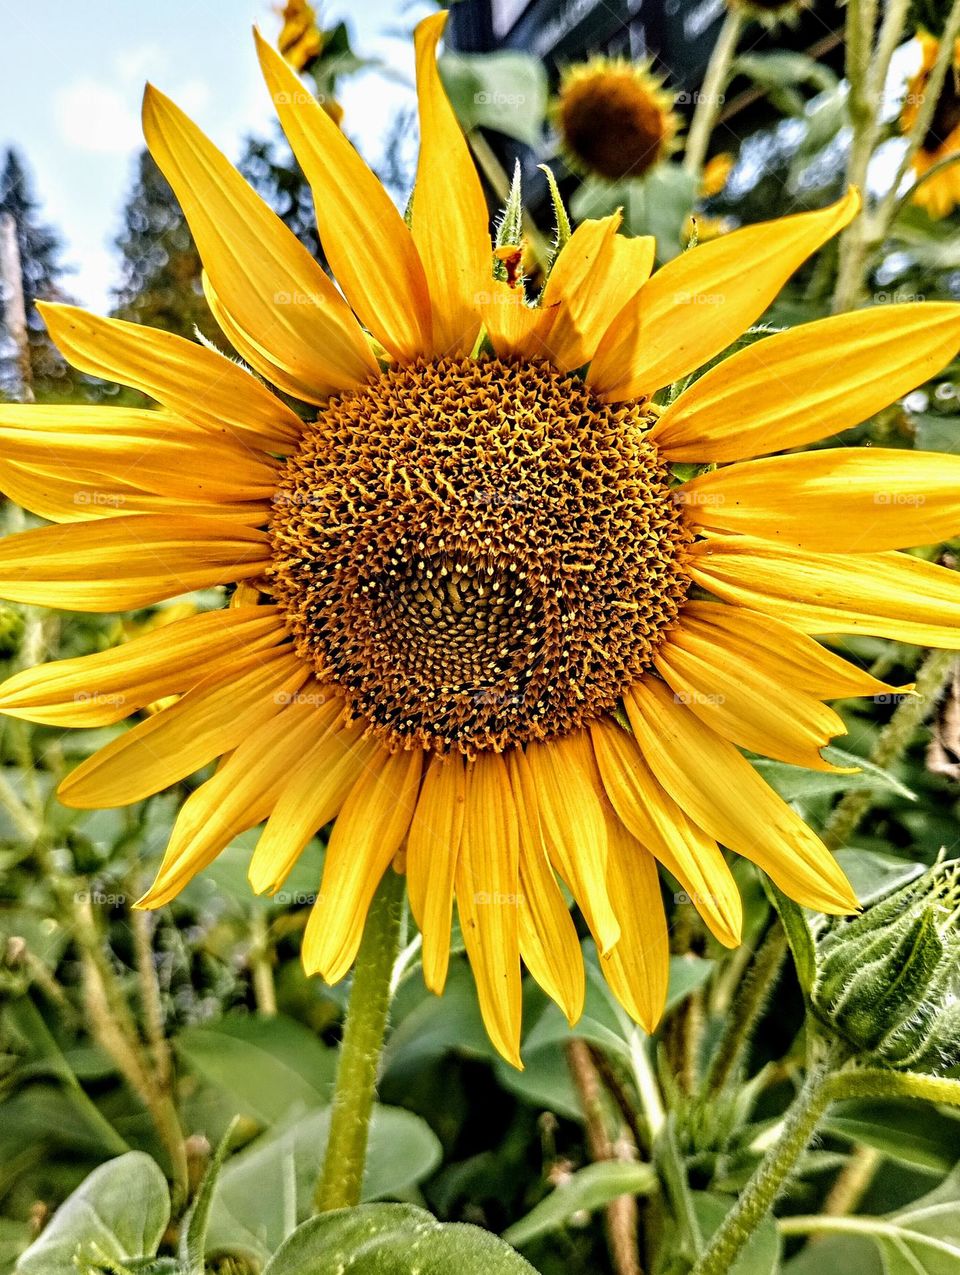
[267,356,692,755]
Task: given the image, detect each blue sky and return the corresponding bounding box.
[0,0,432,311]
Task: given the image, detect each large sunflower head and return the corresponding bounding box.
[3,13,960,1067]
[554,56,679,183]
[902,32,960,218]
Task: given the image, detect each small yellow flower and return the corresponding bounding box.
[277,0,323,73]
[3,14,960,1067]
[701,152,734,198]
[555,57,679,183]
[902,32,960,219]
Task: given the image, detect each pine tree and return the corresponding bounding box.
[0,148,74,400]
[112,149,219,343]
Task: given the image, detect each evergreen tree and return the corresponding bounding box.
[0,148,74,400]
[112,149,219,343]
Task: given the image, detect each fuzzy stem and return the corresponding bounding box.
[706,923,787,1095]
[826,1067,960,1106]
[683,11,743,178]
[314,868,405,1212]
[822,647,956,852]
[691,1052,837,1275]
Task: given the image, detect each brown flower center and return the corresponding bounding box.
[267,357,691,755]
[559,68,671,182]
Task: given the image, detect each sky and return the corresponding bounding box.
[0,0,432,311]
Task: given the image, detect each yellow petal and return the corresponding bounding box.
[676,601,907,700]
[0,605,286,726]
[590,717,742,948]
[0,514,270,611]
[588,189,860,402]
[254,29,432,363]
[690,536,960,648]
[138,690,330,908]
[0,456,267,526]
[679,447,960,551]
[37,303,303,451]
[508,749,584,1024]
[654,627,849,771]
[58,649,307,807]
[142,82,377,401]
[536,215,655,371]
[652,303,960,462]
[406,753,466,994]
[303,747,422,984]
[481,280,544,359]
[600,817,669,1032]
[0,404,277,504]
[412,12,490,356]
[526,732,620,955]
[455,752,523,1068]
[626,678,858,914]
[248,713,378,895]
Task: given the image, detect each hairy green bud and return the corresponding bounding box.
[810,860,960,1070]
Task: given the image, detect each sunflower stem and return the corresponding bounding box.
[314,867,406,1213]
[704,921,787,1095]
[822,647,956,852]
[691,1047,839,1275]
[683,10,743,178]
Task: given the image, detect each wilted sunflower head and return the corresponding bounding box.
[902,32,960,218]
[4,12,960,1067]
[554,56,679,182]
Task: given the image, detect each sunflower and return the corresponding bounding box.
[3,15,960,1068]
[902,31,960,219]
[554,57,679,183]
[277,0,323,73]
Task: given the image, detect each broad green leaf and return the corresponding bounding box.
[503,1161,657,1247]
[262,1203,538,1274]
[833,850,925,907]
[754,750,915,805]
[764,882,816,996]
[439,52,548,145]
[733,52,837,100]
[15,1152,169,1275]
[912,413,960,455]
[571,168,697,262]
[205,1106,442,1263]
[174,1013,337,1124]
[823,1101,960,1173]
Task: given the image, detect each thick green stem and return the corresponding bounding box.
[691,1053,837,1275]
[314,868,406,1212]
[683,11,743,178]
[822,647,956,852]
[827,1067,960,1107]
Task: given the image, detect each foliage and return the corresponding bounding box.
[3,4,960,1275]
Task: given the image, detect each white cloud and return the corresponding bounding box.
[53,79,142,154]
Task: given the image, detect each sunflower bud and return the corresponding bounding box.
[810,861,960,1070]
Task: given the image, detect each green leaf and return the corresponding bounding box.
[174,1013,337,1125]
[833,850,925,907]
[753,750,915,805]
[822,1101,960,1173]
[262,1204,538,1274]
[15,1152,170,1275]
[912,413,960,455]
[439,52,548,146]
[205,1107,442,1263]
[733,52,837,104]
[765,882,817,996]
[503,1161,656,1248]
